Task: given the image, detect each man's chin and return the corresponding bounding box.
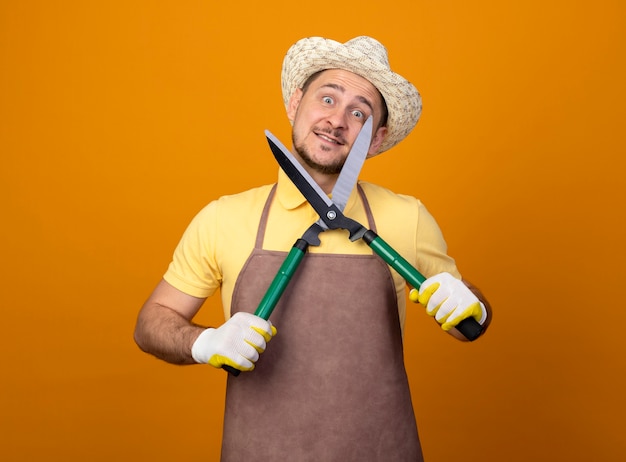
[295,144,345,175]
[305,159,344,175]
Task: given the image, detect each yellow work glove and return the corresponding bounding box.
[191,312,277,372]
[409,272,486,331]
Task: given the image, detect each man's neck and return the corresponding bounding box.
[307,169,338,196]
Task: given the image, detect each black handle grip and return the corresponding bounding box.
[222,364,240,376]
[456,317,483,341]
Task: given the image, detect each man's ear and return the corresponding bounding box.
[286,88,303,122]
[368,126,388,156]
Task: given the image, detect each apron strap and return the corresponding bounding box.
[254,184,277,249]
[357,183,377,233]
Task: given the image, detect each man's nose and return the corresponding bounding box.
[325,107,348,128]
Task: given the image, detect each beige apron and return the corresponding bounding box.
[221,185,423,461]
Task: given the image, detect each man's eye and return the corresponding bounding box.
[322,96,334,104]
[352,110,364,118]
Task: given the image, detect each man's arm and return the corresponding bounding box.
[134,279,207,365]
[134,279,277,371]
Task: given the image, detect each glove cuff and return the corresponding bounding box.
[191,328,216,364]
[477,302,487,325]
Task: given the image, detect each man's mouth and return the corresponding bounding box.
[315,131,345,146]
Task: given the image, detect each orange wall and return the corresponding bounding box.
[1,1,625,461]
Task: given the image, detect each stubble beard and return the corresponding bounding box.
[292,132,347,176]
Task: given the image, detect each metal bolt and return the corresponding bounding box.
[327,211,336,220]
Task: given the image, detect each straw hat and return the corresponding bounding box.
[281,36,422,154]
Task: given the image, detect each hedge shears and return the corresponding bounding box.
[266,121,484,342]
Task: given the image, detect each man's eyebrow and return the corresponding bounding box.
[319,83,374,112]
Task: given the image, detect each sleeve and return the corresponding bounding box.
[163,201,222,299]
[413,201,462,280]
[357,182,462,281]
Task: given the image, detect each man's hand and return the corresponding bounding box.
[409,272,487,332]
[191,312,277,372]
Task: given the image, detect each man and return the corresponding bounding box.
[134,36,491,461]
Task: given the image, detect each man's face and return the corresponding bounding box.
[287,69,388,176]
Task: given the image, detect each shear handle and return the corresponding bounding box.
[223,238,309,376]
[362,230,483,341]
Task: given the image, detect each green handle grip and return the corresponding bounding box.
[224,239,308,377]
[254,239,308,320]
[362,230,426,289]
[362,230,483,341]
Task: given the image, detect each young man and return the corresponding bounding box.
[134,36,491,461]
